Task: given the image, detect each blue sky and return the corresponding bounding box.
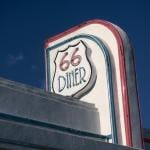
[0,0,150,128]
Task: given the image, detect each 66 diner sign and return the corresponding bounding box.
[52,40,96,98]
[45,20,143,149]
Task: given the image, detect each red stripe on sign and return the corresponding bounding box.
[101,20,133,147]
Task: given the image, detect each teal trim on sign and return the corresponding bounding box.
[45,34,118,144]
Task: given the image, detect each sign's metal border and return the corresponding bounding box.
[46,34,118,143]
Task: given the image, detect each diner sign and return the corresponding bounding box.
[45,20,143,149]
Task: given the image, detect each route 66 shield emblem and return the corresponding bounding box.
[52,40,97,98]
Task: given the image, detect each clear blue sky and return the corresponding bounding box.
[0,0,150,128]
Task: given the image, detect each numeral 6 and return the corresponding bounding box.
[60,48,82,71]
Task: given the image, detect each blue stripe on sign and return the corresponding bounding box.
[46,34,118,144]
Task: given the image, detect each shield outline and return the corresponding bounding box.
[52,40,97,98]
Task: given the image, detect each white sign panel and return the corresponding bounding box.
[46,33,117,143]
[45,20,143,149]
